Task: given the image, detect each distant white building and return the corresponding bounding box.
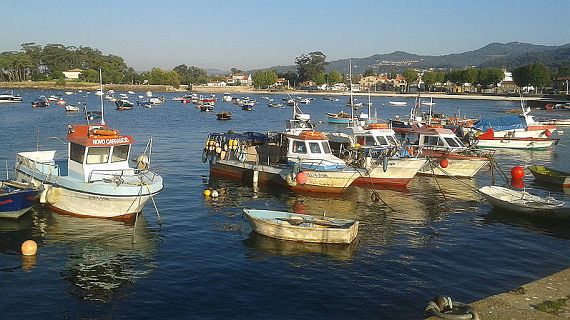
[206,81,227,87]
[226,74,252,86]
[62,68,82,80]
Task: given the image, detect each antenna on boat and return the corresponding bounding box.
[99,69,105,125]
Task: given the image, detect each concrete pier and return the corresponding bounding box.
[430,268,570,319]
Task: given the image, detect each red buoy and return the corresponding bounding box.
[296,171,307,185]
[544,130,552,137]
[439,158,449,168]
[511,166,524,179]
[511,178,525,189]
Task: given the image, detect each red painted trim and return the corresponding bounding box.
[352,177,411,187]
[46,204,136,222]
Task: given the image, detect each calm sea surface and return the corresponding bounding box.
[1,90,570,319]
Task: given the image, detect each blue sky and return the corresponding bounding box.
[2,0,569,71]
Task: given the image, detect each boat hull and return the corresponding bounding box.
[244,209,359,244]
[352,158,426,186]
[479,186,565,214]
[418,157,489,178]
[475,138,557,150]
[210,159,286,186]
[41,186,150,219]
[283,170,358,194]
[528,165,570,187]
[0,189,38,219]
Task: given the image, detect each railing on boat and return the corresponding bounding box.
[87,168,161,184]
[15,154,60,178]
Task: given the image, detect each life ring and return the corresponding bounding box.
[92,129,119,136]
[300,131,324,139]
[366,123,389,129]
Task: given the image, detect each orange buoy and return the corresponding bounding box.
[296,172,308,185]
[544,130,552,137]
[21,240,37,256]
[440,158,449,168]
[511,166,524,179]
[511,178,525,189]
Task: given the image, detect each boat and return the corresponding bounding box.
[65,105,80,112]
[56,98,66,106]
[115,99,134,110]
[0,91,23,103]
[299,98,311,104]
[149,96,164,105]
[65,91,74,95]
[222,93,232,102]
[327,123,428,186]
[389,101,407,106]
[421,97,435,106]
[243,209,359,244]
[268,102,283,108]
[205,104,359,194]
[241,103,254,111]
[216,112,232,120]
[468,98,558,140]
[326,111,358,124]
[472,128,558,150]
[31,96,49,108]
[528,165,570,187]
[394,125,491,178]
[479,186,565,214]
[86,111,102,120]
[0,180,40,219]
[14,70,163,219]
[200,104,214,112]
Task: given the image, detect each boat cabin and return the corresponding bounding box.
[351,123,399,148]
[399,126,467,152]
[66,124,134,182]
[283,131,346,170]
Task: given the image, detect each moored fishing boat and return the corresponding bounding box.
[326,111,357,124]
[0,91,23,103]
[243,209,359,244]
[528,165,570,187]
[394,125,491,178]
[115,99,134,110]
[14,71,163,219]
[472,128,558,150]
[327,123,428,186]
[0,180,40,219]
[216,111,232,120]
[389,101,407,106]
[479,186,565,214]
[31,96,49,108]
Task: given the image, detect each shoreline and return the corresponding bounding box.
[1,81,568,103]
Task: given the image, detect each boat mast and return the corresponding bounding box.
[99,69,105,125]
[349,59,354,121]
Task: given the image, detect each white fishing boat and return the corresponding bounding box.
[13,70,163,219]
[479,186,565,214]
[0,91,23,103]
[222,93,232,102]
[389,101,407,106]
[243,209,359,244]
[65,105,80,112]
[473,130,558,150]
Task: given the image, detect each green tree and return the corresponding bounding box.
[295,51,328,82]
[252,70,278,88]
[174,64,208,84]
[402,69,418,92]
[363,68,375,77]
[313,71,326,86]
[513,63,551,93]
[80,69,99,82]
[326,70,342,84]
[463,68,479,85]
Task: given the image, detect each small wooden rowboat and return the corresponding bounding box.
[479,186,565,214]
[243,209,359,244]
[528,165,570,187]
[216,111,232,120]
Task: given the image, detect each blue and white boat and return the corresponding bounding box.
[13,70,163,220]
[0,181,40,219]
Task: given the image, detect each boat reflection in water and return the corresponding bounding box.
[243,231,358,261]
[43,211,158,302]
[483,208,570,241]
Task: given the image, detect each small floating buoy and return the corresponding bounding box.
[21,240,37,256]
[439,158,449,168]
[203,189,211,197]
[296,171,308,185]
[511,166,524,179]
[211,190,219,198]
[544,130,552,137]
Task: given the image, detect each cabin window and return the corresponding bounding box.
[86,147,111,164]
[321,142,331,154]
[445,137,460,148]
[309,142,321,153]
[387,136,397,146]
[376,136,388,146]
[292,141,307,154]
[112,145,130,162]
[425,136,443,146]
[69,143,85,163]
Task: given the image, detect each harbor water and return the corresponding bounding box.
[1,90,570,319]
